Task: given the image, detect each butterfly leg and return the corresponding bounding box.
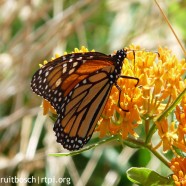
[115,75,139,112]
[119,75,139,87]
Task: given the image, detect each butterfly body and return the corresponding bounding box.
[31,49,127,150]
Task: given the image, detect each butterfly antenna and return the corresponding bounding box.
[154,0,186,57]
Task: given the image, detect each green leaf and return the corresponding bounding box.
[127,167,174,186]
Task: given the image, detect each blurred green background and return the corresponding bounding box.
[0,0,186,186]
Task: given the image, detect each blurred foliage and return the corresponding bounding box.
[169,1,186,40]
[0,0,185,186]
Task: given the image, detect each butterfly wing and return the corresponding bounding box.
[31,52,115,150]
[31,52,112,109]
[54,65,114,150]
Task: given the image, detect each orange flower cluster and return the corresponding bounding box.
[154,58,186,154]
[96,45,186,186]
[156,93,186,153]
[176,94,186,151]
[170,157,186,186]
[97,45,186,144]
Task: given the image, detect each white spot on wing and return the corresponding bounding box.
[83,79,87,84]
[63,63,67,67]
[69,91,73,96]
[55,78,61,87]
[48,67,53,71]
[63,66,67,74]
[45,71,49,77]
[78,140,82,144]
[73,62,78,67]
[69,68,75,74]
[77,57,82,60]
[39,69,42,75]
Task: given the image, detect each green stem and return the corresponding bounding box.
[154,87,186,123]
[49,135,119,156]
[145,123,157,144]
[145,118,150,135]
[146,144,170,168]
[126,137,170,168]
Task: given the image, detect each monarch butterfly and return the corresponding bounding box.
[31,49,138,151]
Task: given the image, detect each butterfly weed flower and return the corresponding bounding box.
[170,157,186,186]
[176,93,186,146]
[95,45,186,182]
[97,45,186,141]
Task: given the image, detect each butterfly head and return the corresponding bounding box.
[115,49,127,61]
[111,49,127,65]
